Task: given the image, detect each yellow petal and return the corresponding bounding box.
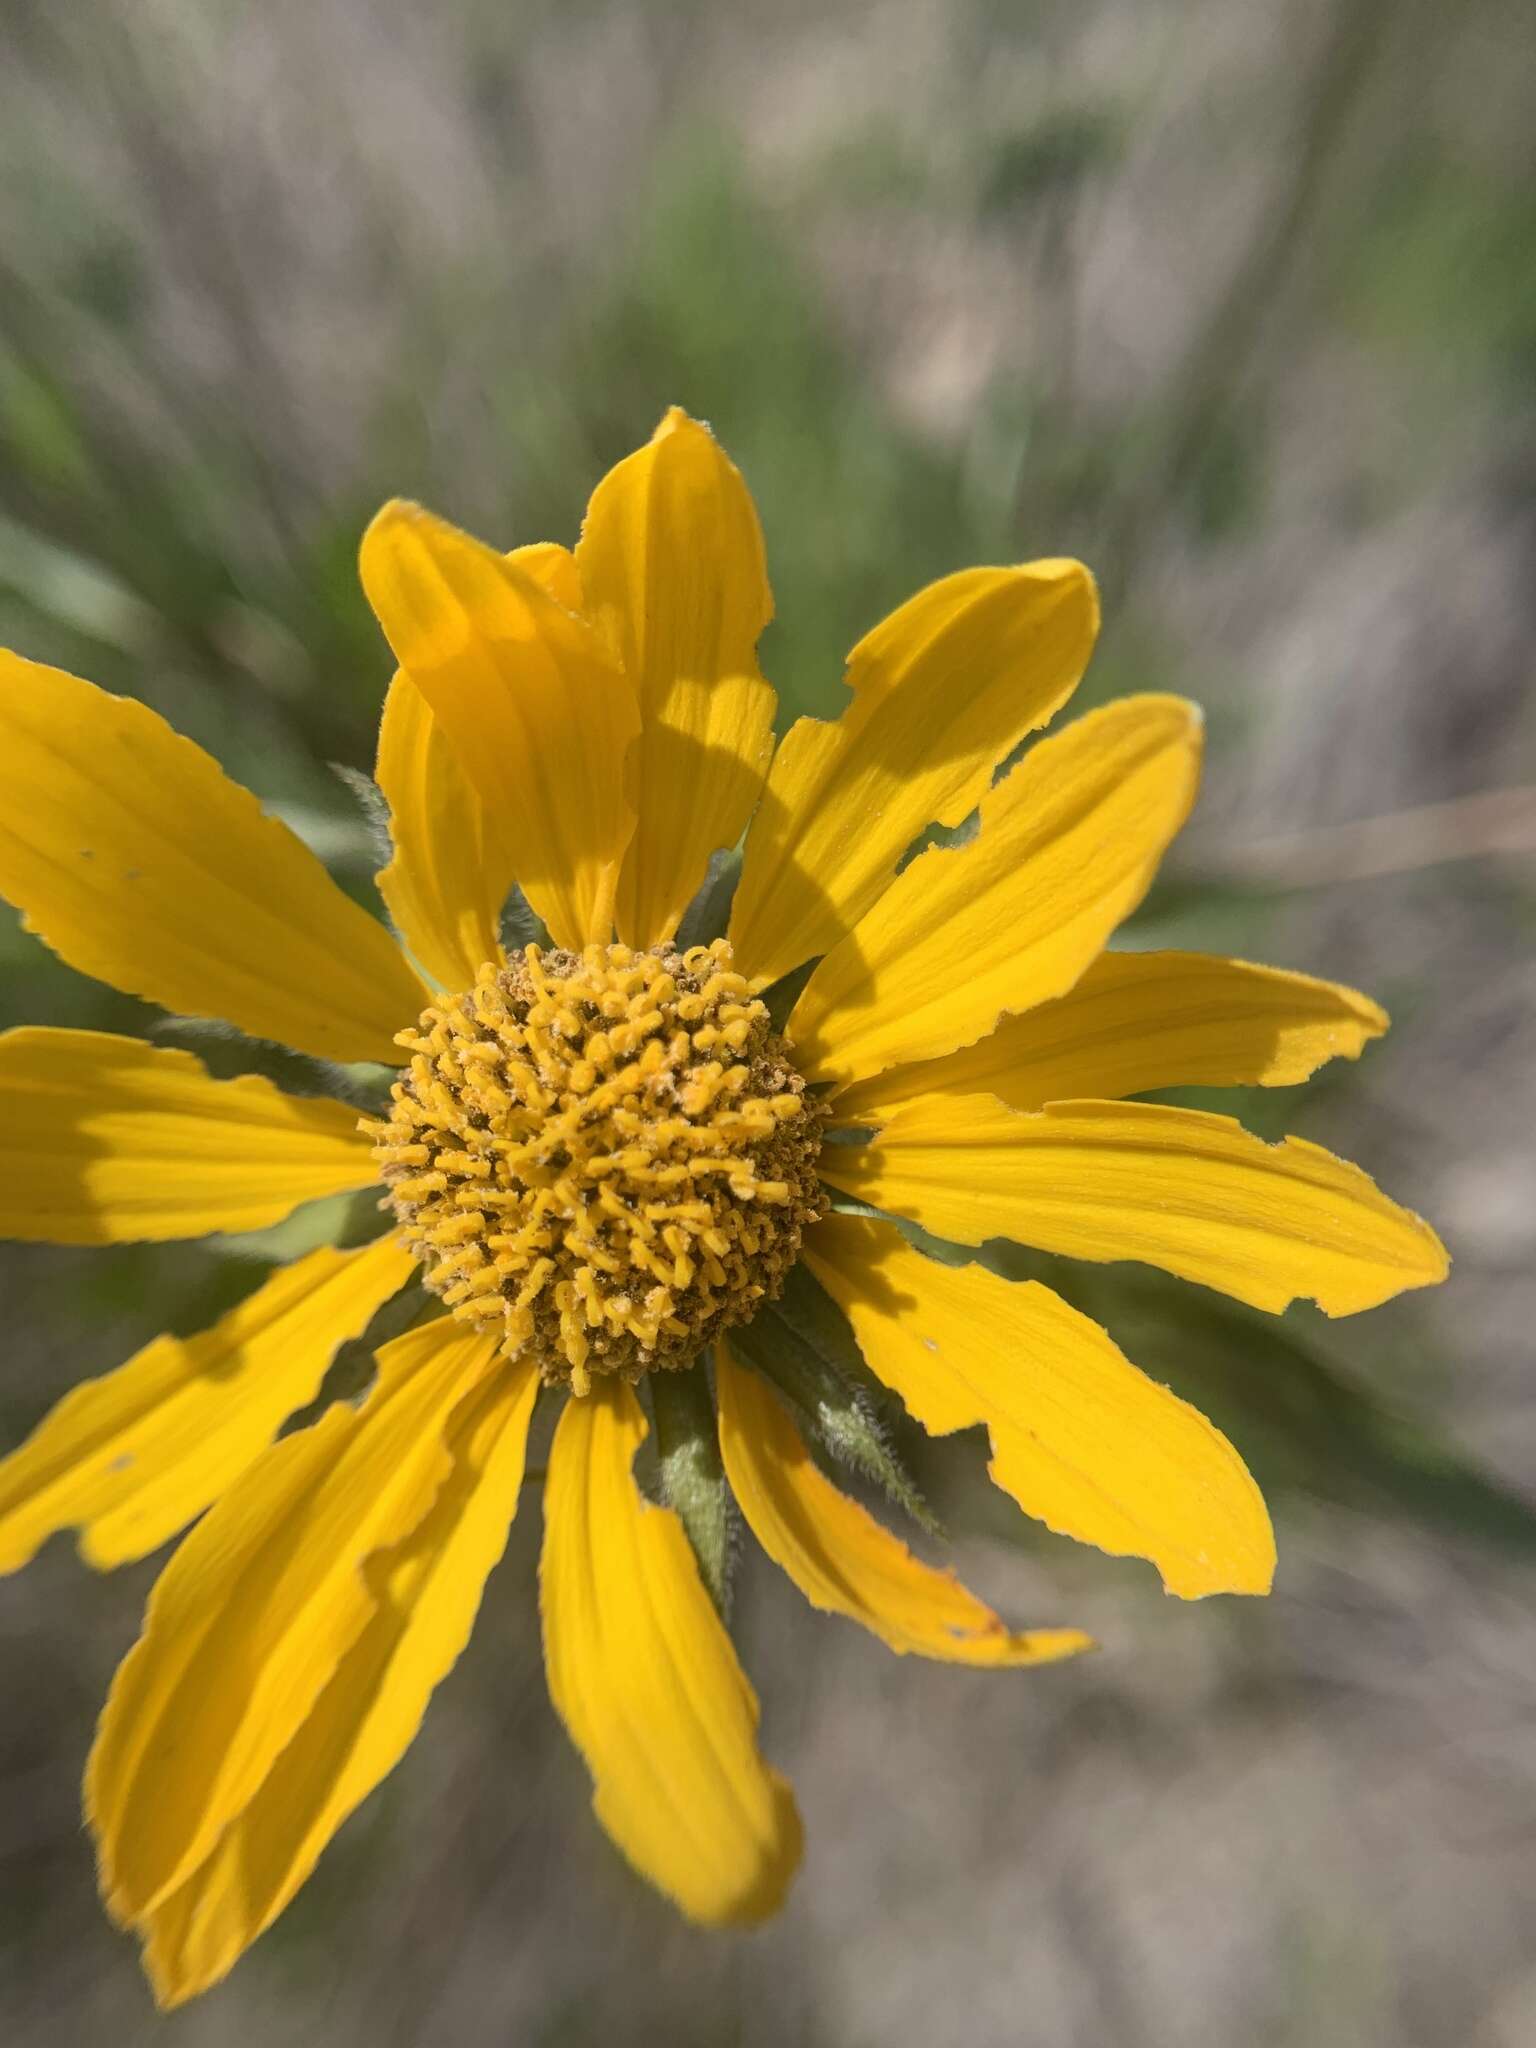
[805,1214,1276,1599]
[539,1377,801,1924]
[139,1356,538,2009]
[374,671,519,991]
[0,1026,379,1244]
[715,1340,1092,1658]
[373,539,583,990]
[0,648,426,1063]
[822,1093,1449,1316]
[87,1314,497,1925]
[789,696,1203,1091]
[0,1234,415,1573]
[359,503,639,948]
[508,539,585,614]
[834,949,1390,1122]
[576,410,777,948]
[728,559,1098,989]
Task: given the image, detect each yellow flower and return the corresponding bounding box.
[0,409,1446,2005]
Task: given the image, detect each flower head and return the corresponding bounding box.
[0,409,1447,2005]
[369,940,824,1388]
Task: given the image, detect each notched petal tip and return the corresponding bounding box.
[653,403,711,444]
[1426,1222,1452,1285]
[1150,690,1203,738]
[1013,553,1100,611]
[692,1776,805,1928]
[1016,1627,1099,1660]
[1349,1198,1451,1304]
[359,497,436,579]
[363,493,426,532]
[144,1950,197,2014]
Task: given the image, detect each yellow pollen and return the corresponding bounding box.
[364,940,824,1391]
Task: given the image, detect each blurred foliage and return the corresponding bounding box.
[977,105,1123,216]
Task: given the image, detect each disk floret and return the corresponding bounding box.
[366,939,823,1392]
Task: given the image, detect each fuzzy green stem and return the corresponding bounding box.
[651,1359,734,1617]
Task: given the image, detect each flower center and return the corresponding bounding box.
[367,940,823,1394]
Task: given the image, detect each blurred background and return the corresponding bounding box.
[1,1,1533,2041]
